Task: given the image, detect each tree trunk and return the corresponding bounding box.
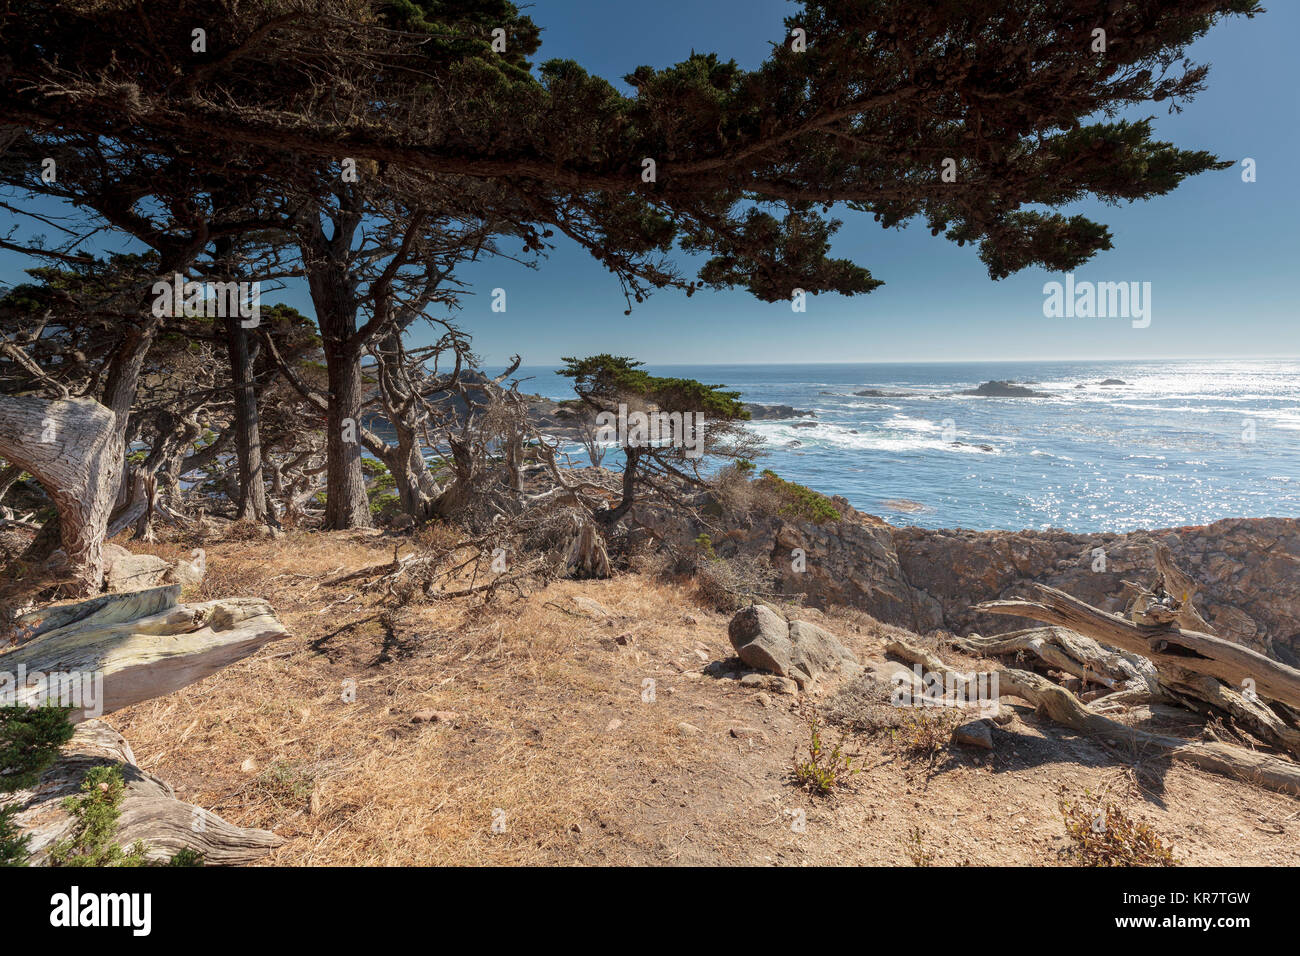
[224,315,267,521]
[323,336,372,529]
[0,395,121,596]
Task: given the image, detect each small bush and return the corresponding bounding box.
[889,708,961,761]
[1059,790,1178,867]
[905,826,935,867]
[254,761,317,810]
[754,470,841,525]
[791,703,861,796]
[0,704,76,793]
[48,765,150,867]
[695,553,779,611]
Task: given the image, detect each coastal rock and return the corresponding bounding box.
[787,620,858,683]
[952,720,994,750]
[743,403,815,420]
[632,483,1300,665]
[1099,379,1127,386]
[727,604,794,675]
[962,380,1051,398]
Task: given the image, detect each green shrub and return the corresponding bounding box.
[0,804,30,867]
[756,470,841,525]
[48,765,150,867]
[0,705,76,793]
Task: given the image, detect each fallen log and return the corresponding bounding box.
[976,583,1300,713]
[3,719,282,866]
[886,639,1300,796]
[953,626,1160,696]
[12,585,180,645]
[1,595,289,721]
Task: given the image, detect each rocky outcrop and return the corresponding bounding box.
[962,380,1051,398]
[743,403,815,420]
[765,511,1300,665]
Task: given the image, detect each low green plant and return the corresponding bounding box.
[0,804,30,867]
[48,765,150,867]
[905,825,935,866]
[167,847,205,866]
[889,707,961,761]
[0,704,77,792]
[791,704,861,796]
[1,704,76,866]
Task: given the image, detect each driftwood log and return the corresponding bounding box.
[887,639,1300,796]
[2,586,291,865]
[976,581,1300,758]
[5,719,282,865]
[953,626,1160,698]
[1,591,289,722]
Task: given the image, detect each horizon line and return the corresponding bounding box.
[483,355,1300,367]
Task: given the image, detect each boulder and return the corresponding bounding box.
[727,604,794,675]
[727,606,859,687]
[787,620,858,683]
[952,719,994,750]
[103,545,173,593]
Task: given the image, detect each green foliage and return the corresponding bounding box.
[755,470,841,524]
[0,804,30,866]
[559,355,748,421]
[791,705,860,796]
[0,705,76,793]
[167,847,205,867]
[48,765,149,867]
[693,533,716,560]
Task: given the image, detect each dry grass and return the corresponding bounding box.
[92,528,1300,867]
[113,530,729,865]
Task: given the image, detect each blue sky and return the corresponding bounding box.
[3,1,1296,365]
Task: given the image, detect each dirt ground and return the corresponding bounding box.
[108,530,1300,866]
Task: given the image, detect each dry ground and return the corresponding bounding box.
[106,530,1300,866]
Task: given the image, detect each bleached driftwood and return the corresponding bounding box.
[12,584,180,645]
[976,584,1300,713]
[1,595,289,721]
[953,626,1160,696]
[887,639,1300,796]
[3,719,282,865]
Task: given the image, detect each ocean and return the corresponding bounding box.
[496,359,1300,533]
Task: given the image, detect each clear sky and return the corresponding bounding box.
[3,1,1296,365]
[444,0,1300,365]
